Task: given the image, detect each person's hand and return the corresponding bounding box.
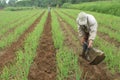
[88,40,93,48]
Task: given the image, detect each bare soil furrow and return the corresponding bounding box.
[28,12,56,80]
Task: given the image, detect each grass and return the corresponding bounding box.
[0,11,47,80]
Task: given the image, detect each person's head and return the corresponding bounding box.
[77,12,87,26]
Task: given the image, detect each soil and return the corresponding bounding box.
[28,12,56,80]
[0,11,45,74]
[56,11,118,80]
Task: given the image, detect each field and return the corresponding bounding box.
[0,8,120,80]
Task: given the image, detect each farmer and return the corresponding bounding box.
[76,12,105,64]
[76,12,97,60]
[48,6,51,12]
[76,12,97,48]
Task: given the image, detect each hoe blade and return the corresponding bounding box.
[89,53,105,65]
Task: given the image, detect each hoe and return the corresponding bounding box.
[81,42,105,65]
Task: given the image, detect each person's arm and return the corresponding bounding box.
[88,23,98,48]
[89,23,97,40]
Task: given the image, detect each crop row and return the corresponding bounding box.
[0,11,47,80]
[0,10,40,40]
[0,10,43,50]
[51,11,81,80]
[0,10,39,27]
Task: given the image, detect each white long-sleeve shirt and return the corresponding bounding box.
[77,14,98,40]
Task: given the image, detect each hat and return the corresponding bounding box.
[78,12,87,25]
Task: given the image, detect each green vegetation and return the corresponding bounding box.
[0,10,43,50]
[62,1,120,16]
[55,10,77,31]
[0,11,47,80]
[94,36,120,73]
[56,9,120,73]
[0,10,39,38]
[0,0,120,78]
[51,10,81,80]
[0,10,40,27]
[56,48,81,80]
[51,10,64,49]
[1,0,113,8]
[4,7,34,11]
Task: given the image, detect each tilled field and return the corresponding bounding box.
[0,11,45,74]
[0,9,120,80]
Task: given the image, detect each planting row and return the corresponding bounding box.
[0,10,39,27]
[51,11,81,80]
[0,10,40,40]
[0,11,47,80]
[0,10,43,50]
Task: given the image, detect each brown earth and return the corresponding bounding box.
[56,11,118,80]
[0,11,45,74]
[0,12,39,40]
[28,12,56,80]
